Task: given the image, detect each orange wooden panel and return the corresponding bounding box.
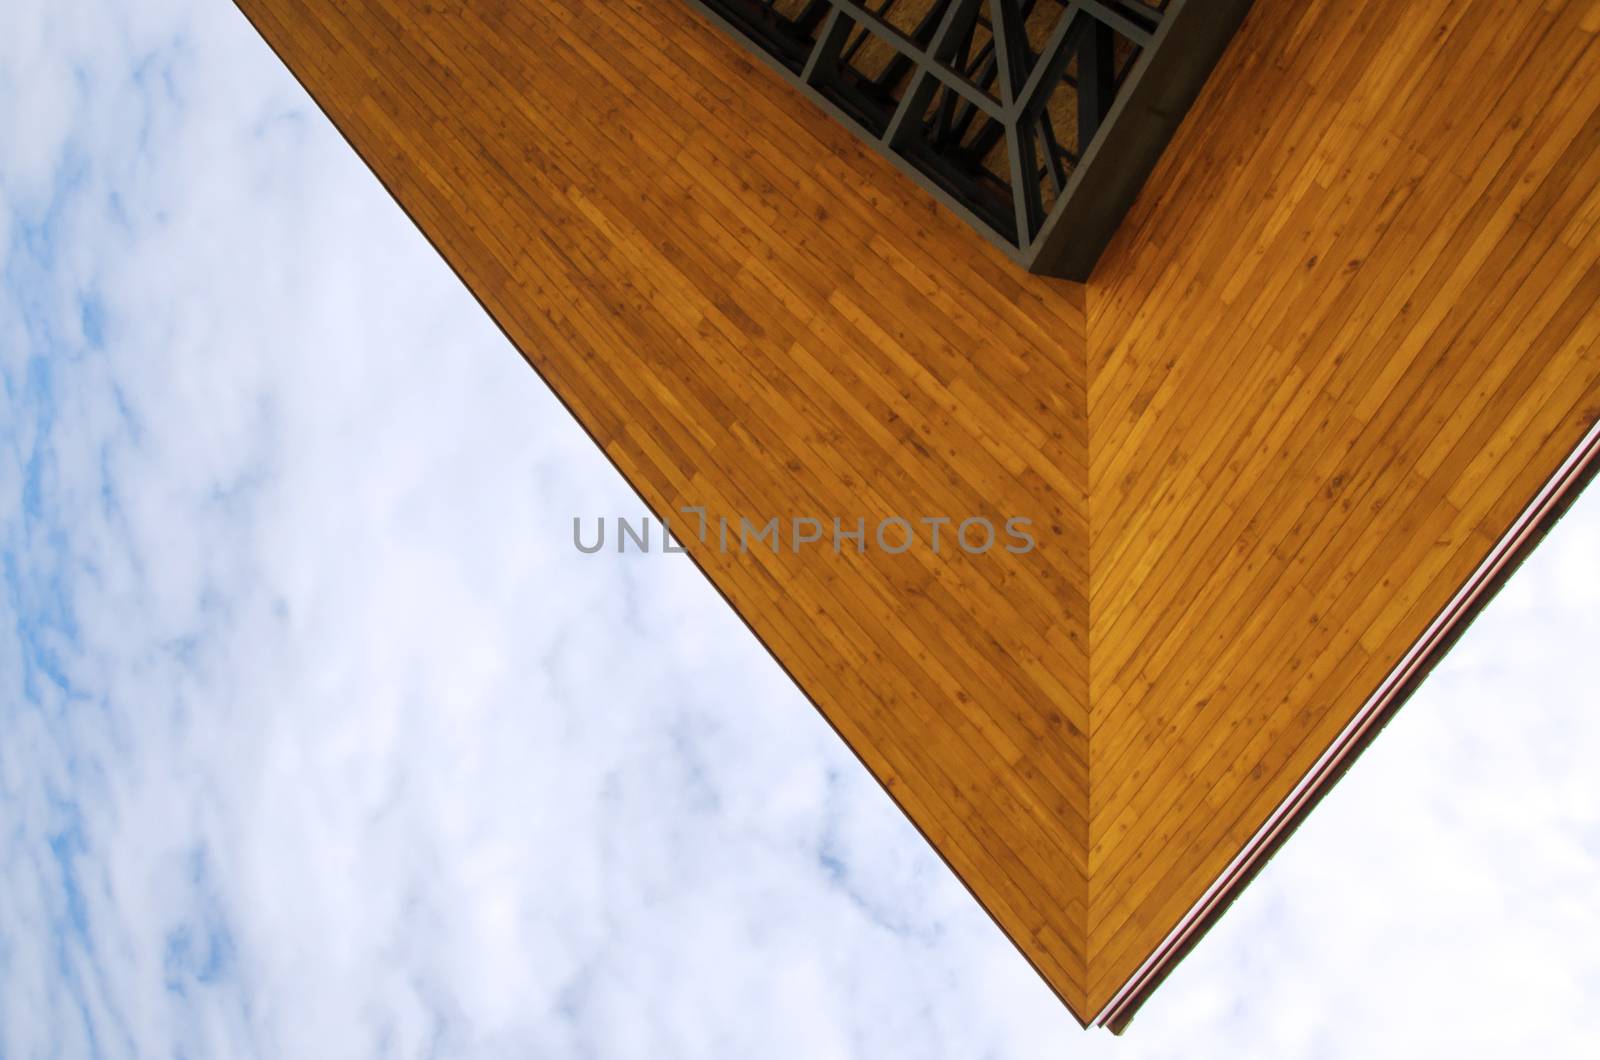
[1086,0,1600,1014]
[235,0,1095,1019]
[235,0,1600,1026]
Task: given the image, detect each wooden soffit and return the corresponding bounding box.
[236,0,1600,1026]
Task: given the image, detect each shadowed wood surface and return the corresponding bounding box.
[234,0,1096,1018]
[1086,0,1600,1011]
[235,0,1600,1024]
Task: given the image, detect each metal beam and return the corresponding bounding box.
[680,0,1258,279]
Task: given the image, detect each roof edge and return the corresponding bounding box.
[1094,410,1600,1032]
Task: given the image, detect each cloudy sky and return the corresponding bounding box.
[2,2,1597,1057]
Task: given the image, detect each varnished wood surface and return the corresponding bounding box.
[1086,0,1600,1011]
[236,0,1600,1023]
[234,0,1096,1017]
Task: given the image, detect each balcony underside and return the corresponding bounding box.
[236,0,1600,1024]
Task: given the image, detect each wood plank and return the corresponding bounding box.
[235,0,1095,1016]
[1087,0,1600,1011]
[236,0,1600,1024]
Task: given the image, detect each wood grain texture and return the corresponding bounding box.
[235,0,1600,1023]
[233,0,1095,1018]
[1086,0,1600,1012]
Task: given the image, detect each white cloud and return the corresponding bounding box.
[1,1,1596,1058]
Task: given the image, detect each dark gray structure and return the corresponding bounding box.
[682,0,1256,279]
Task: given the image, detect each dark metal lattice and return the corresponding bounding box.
[682,0,1253,278]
